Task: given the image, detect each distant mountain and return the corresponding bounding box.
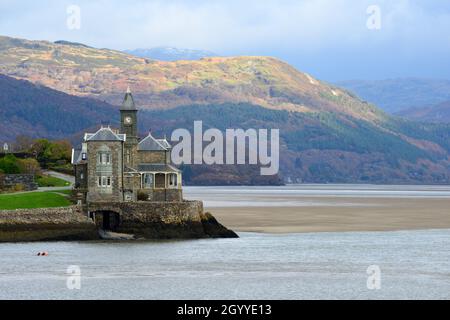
[1,35,450,184]
[337,78,450,114]
[397,100,450,123]
[124,47,217,61]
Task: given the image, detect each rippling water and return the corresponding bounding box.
[1,229,450,299]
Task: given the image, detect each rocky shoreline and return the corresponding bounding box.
[0,201,238,242]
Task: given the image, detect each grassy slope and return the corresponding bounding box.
[0,191,71,209]
[36,175,71,187]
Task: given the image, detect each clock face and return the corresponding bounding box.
[124,116,132,124]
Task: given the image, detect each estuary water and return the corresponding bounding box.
[1,229,450,299]
[1,184,450,299]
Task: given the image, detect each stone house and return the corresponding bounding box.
[72,88,182,203]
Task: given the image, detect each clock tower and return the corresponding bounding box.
[120,86,138,166]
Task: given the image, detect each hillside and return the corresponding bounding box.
[141,104,450,184]
[0,35,382,123]
[0,74,118,141]
[1,35,450,184]
[337,78,450,114]
[397,101,450,123]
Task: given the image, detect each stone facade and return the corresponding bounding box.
[1,174,38,191]
[86,140,124,202]
[138,151,167,164]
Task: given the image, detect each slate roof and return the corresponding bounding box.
[157,138,171,149]
[71,149,81,165]
[85,127,126,142]
[138,133,168,151]
[120,86,137,110]
[137,163,180,173]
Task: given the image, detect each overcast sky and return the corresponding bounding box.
[0,0,449,81]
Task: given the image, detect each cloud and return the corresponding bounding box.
[0,0,449,80]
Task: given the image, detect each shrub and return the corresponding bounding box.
[17,158,41,175]
[137,191,149,201]
[0,171,4,191]
[12,183,25,192]
[0,155,21,174]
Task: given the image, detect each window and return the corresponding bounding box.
[97,176,112,188]
[81,153,87,160]
[143,173,153,189]
[80,173,84,179]
[97,152,111,164]
[125,149,131,164]
[168,173,178,188]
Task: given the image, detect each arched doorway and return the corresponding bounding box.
[93,211,121,231]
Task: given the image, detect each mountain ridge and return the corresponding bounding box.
[124,46,218,61]
[397,100,450,123]
[0,35,382,122]
[337,78,450,114]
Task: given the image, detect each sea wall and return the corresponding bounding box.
[0,206,98,242]
[0,201,238,242]
[88,201,238,239]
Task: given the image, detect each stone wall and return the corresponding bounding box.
[138,188,182,202]
[0,201,237,242]
[74,163,87,189]
[0,206,99,242]
[88,201,237,239]
[138,150,166,163]
[1,174,38,191]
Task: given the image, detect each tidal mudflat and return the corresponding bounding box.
[184,185,450,233]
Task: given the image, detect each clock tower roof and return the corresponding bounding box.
[120,86,137,110]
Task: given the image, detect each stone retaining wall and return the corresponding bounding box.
[88,201,237,239]
[0,201,237,242]
[0,206,98,242]
[1,174,38,191]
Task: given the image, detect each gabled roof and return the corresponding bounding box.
[85,127,126,142]
[137,163,180,173]
[138,132,168,151]
[157,138,171,149]
[120,86,137,110]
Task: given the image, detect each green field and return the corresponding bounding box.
[36,175,71,187]
[0,191,72,210]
